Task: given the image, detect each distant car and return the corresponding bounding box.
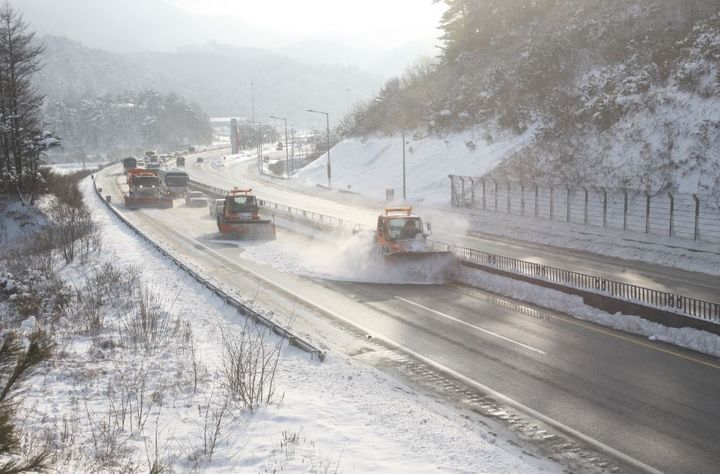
[196,157,204,163]
[188,146,196,153]
[185,191,207,207]
[208,198,225,218]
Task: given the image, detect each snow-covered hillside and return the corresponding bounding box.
[296,128,533,206]
[344,1,720,196]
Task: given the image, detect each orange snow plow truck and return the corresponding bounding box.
[124,168,173,209]
[374,207,452,261]
[216,188,276,240]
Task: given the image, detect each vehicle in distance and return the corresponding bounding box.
[188,146,196,153]
[125,168,173,209]
[122,156,137,172]
[216,188,276,240]
[208,198,224,218]
[158,168,189,197]
[374,206,451,261]
[196,157,204,163]
[176,156,185,167]
[185,191,207,207]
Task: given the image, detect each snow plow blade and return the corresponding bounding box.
[217,220,277,240]
[124,196,174,209]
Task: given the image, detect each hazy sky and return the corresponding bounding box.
[167,0,446,49]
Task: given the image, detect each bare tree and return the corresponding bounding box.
[0,3,45,202]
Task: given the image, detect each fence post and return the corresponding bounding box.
[602,188,608,228]
[668,192,674,237]
[549,186,554,220]
[693,194,700,241]
[469,178,475,205]
[449,175,457,207]
[566,186,571,223]
[534,184,539,218]
[482,179,486,210]
[460,177,466,208]
[521,182,525,216]
[507,181,511,214]
[583,187,588,225]
[493,179,498,212]
[623,189,628,231]
[645,192,651,234]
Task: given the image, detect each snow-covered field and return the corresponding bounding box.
[0,180,559,472]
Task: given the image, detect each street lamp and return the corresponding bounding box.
[306,109,331,188]
[269,115,290,178]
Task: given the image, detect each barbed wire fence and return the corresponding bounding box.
[449,175,720,243]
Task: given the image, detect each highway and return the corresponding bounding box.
[184,149,720,305]
[97,162,720,473]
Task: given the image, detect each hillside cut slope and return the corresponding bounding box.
[346,0,720,195]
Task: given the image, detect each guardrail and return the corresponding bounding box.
[188,180,359,231]
[93,177,325,361]
[188,179,720,324]
[451,245,720,323]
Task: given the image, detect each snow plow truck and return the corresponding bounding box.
[124,168,173,209]
[216,188,276,240]
[374,207,452,262]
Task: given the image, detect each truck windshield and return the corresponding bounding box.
[230,195,257,212]
[165,175,188,186]
[387,217,422,240]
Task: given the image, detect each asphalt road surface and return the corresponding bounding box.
[98,164,720,473]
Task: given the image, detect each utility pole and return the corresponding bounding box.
[402,130,406,200]
[251,81,262,174]
[307,109,331,188]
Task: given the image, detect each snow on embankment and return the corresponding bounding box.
[295,128,533,206]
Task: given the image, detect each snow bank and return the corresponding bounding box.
[456,266,720,358]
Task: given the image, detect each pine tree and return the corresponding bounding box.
[0,3,45,202]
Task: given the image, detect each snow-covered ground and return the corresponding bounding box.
[296,127,534,206]
[0,180,560,472]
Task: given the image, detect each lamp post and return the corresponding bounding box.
[269,115,289,178]
[306,109,331,188]
[251,82,262,174]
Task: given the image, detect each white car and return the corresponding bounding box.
[185,191,207,207]
[208,198,225,218]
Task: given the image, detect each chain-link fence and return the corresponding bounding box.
[449,175,720,242]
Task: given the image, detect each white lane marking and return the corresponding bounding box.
[395,296,547,356]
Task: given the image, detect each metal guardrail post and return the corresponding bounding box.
[449,175,457,207]
[668,192,674,237]
[602,188,608,228]
[469,177,475,205]
[493,179,498,212]
[566,186,571,223]
[693,194,700,241]
[507,181,511,214]
[623,189,628,231]
[482,179,486,210]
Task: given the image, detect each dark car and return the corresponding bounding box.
[196,157,204,163]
